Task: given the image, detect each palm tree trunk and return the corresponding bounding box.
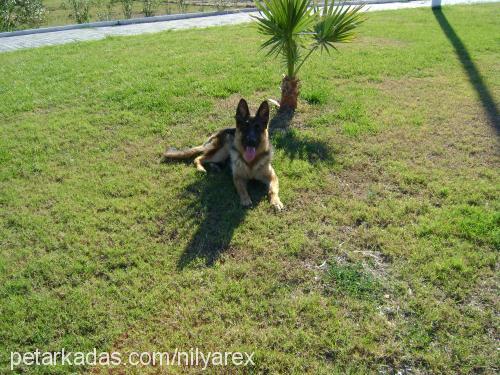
[280,76,299,112]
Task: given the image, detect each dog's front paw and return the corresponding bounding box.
[195,164,207,173]
[270,198,284,212]
[240,197,253,207]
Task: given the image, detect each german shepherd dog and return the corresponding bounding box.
[161,99,283,211]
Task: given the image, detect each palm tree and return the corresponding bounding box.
[254,0,365,112]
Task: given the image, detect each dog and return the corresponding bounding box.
[161,99,284,211]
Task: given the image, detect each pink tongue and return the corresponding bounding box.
[244,147,256,162]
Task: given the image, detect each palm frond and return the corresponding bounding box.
[312,0,366,53]
[254,0,366,77]
[254,0,316,76]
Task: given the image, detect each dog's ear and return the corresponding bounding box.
[256,101,270,127]
[236,98,250,121]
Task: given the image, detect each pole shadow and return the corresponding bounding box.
[432,6,499,134]
[176,165,267,269]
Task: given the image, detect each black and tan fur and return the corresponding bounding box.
[161,99,283,211]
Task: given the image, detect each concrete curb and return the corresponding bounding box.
[0,7,258,38]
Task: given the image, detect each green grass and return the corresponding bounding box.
[0,3,499,374]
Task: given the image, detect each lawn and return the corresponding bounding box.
[0,3,498,374]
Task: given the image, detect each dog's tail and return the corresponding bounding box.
[161,145,205,162]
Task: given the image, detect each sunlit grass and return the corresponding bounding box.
[0,4,498,374]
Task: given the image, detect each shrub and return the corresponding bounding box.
[95,0,114,21]
[121,0,133,18]
[214,0,227,10]
[142,0,159,17]
[67,0,91,23]
[177,0,185,13]
[0,0,46,31]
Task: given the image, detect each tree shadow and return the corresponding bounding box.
[176,165,267,269]
[269,109,296,133]
[269,109,335,164]
[432,6,499,134]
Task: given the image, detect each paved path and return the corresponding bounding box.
[0,0,496,53]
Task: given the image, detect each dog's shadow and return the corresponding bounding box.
[177,165,267,269]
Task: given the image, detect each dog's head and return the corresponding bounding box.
[235,99,270,163]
